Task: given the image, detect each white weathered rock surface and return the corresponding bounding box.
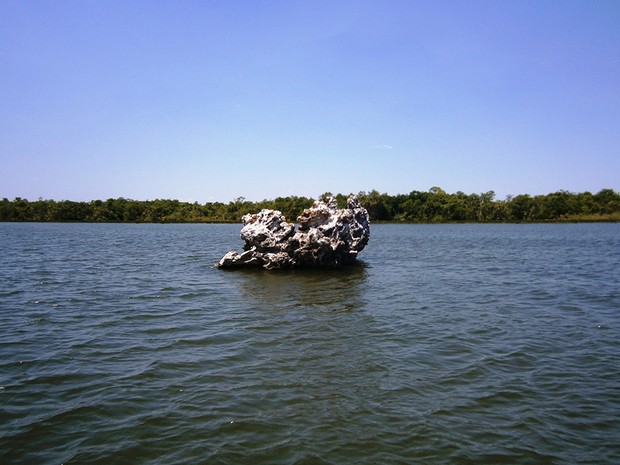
[217,196,370,269]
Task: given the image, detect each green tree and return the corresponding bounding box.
[358,190,391,221]
[507,194,535,222]
[594,189,620,214]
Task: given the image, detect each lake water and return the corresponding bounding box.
[1,222,619,464]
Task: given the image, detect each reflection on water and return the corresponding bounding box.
[229,262,369,312]
[212,262,391,460]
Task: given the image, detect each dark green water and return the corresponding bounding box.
[1,223,619,464]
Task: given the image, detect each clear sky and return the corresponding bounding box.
[1,0,619,203]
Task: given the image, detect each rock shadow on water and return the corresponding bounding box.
[229,260,370,313]
[212,260,393,460]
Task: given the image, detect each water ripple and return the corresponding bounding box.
[1,223,619,464]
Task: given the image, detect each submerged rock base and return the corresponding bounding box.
[217,196,370,270]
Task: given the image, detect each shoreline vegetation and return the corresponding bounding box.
[1,188,619,224]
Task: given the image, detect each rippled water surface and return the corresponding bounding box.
[1,223,619,464]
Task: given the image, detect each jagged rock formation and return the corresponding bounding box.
[217,196,370,270]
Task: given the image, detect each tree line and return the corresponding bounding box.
[1,188,619,223]
[0,196,315,223]
[354,188,620,223]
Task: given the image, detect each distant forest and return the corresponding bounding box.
[2,188,620,223]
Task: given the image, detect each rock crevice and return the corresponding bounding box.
[217,196,370,270]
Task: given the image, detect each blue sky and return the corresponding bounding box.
[1,0,619,202]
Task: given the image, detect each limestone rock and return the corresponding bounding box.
[217,196,370,269]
